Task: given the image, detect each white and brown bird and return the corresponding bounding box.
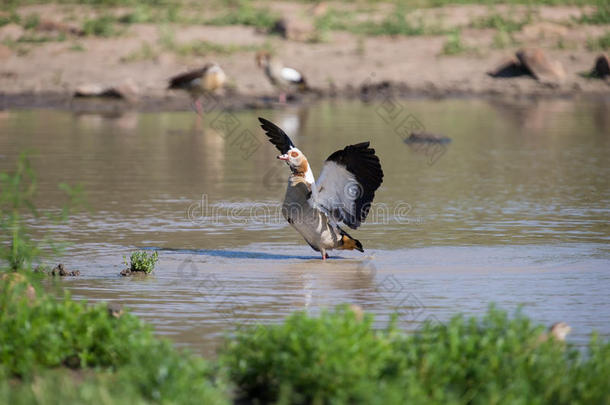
[168,63,226,115]
[256,51,307,103]
[258,117,383,260]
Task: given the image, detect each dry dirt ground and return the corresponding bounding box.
[0,2,609,111]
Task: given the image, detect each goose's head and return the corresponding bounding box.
[549,322,571,341]
[277,148,309,176]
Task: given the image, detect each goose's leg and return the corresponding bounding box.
[278,92,287,104]
[321,249,328,261]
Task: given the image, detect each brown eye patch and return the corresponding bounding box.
[290,151,299,158]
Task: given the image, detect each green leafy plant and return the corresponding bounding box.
[124,250,158,273]
[221,306,610,404]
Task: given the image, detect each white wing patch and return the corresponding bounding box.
[281,67,302,83]
[312,161,360,225]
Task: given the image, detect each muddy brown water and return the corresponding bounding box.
[1,98,609,356]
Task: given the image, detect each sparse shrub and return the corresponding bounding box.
[0,153,82,271]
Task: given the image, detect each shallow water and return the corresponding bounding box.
[1,98,609,355]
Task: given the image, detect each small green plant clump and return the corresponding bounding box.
[442,31,469,55]
[124,250,158,273]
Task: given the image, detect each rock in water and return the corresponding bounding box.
[516,48,566,84]
[50,263,81,276]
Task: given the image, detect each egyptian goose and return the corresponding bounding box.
[258,118,383,260]
[255,51,307,103]
[168,63,226,115]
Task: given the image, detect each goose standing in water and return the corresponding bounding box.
[258,117,383,260]
[255,51,307,103]
[168,63,226,115]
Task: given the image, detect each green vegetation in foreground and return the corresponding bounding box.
[0,153,82,271]
[1,157,610,404]
[124,250,158,273]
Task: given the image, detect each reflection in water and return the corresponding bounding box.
[0,99,608,355]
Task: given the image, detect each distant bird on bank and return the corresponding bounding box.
[255,51,307,103]
[258,117,383,260]
[168,63,226,115]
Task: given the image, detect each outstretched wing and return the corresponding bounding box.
[258,117,296,154]
[313,142,383,229]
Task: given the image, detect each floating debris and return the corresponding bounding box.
[404,132,451,144]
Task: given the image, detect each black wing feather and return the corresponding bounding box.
[325,142,384,228]
[258,117,295,154]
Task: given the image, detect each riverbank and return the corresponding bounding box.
[1,1,609,111]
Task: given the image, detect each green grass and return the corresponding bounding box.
[205,0,278,29]
[579,0,610,24]
[471,12,533,32]
[124,250,158,273]
[120,41,158,62]
[173,40,262,57]
[586,31,610,50]
[0,11,19,27]
[492,29,520,48]
[82,15,119,37]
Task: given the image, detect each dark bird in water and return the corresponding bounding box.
[168,63,226,115]
[255,51,308,103]
[258,117,383,260]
